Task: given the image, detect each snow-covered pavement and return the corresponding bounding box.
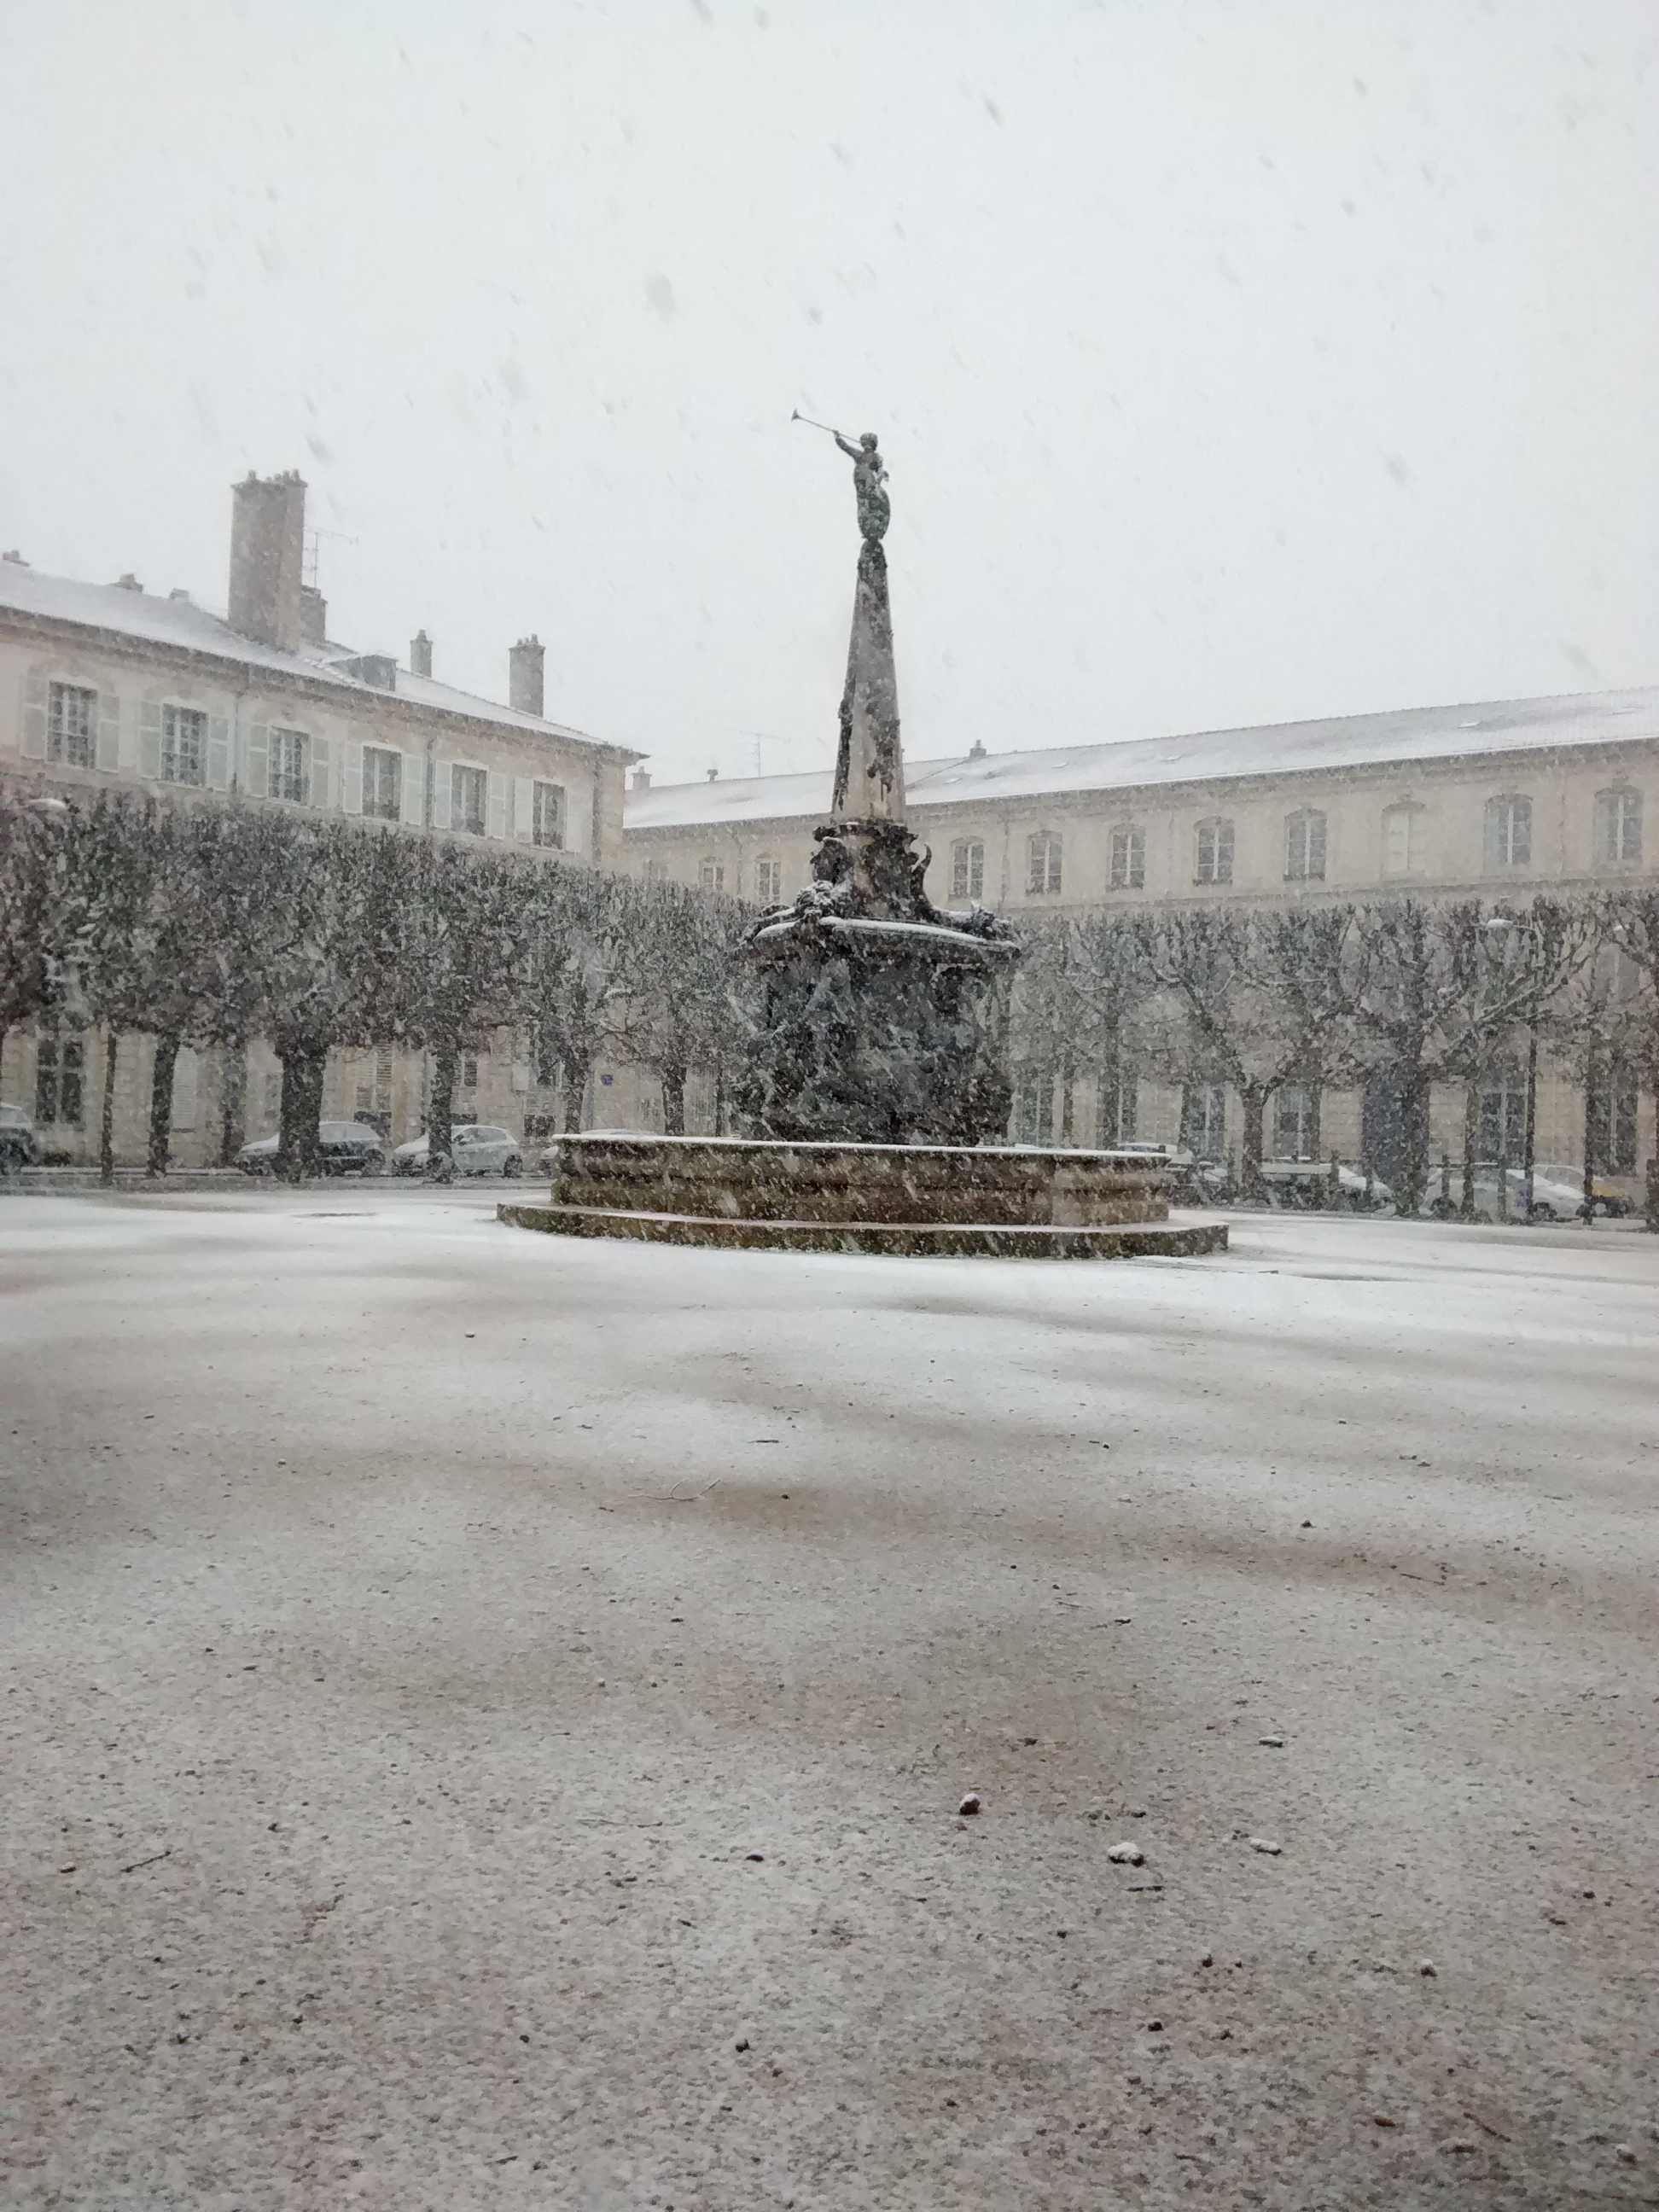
[4,1190,1656,2209]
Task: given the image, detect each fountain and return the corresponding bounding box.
[504,430,1226,1259]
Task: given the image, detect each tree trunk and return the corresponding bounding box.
[148,1032,180,1178]
[562,1057,588,1135]
[1306,1080,1322,1164]
[218,1038,247,1166]
[428,1045,457,1173]
[1059,1053,1075,1147]
[100,1030,119,1187]
[1580,1054,1597,1225]
[1397,1068,1431,1217]
[1240,1086,1266,1201]
[661,1062,687,1137]
[1460,1075,1479,1221]
[276,1051,326,1182]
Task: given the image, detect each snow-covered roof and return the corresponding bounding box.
[627,685,1659,831]
[0,559,626,755]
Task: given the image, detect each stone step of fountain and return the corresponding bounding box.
[498,1201,1228,1261]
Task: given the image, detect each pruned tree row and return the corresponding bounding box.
[1011,897,1659,1215]
[0,785,748,1180]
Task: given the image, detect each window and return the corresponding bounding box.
[1273,1081,1316,1160]
[460,1051,480,1091]
[1595,789,1642,866]
[1284,809,1326,882]
[35,1029,84,1126]
[451,764,487,835]
[1484,795,1532,870]
[533,780,565,849]
[1014,1066,1055,1144]
[1478,1061,1526,1163]
[1195,819,1234,885]
[1109,825,1144,890]
[1382,803,1422,877]
[640,858,663,885]
[1098,1062,1138,1144]
[951,838,986,900]
[1586,1067,1639,1173]
[48,682,96,768]
[363,746,402,821]
[1182,1083,1227,1161]
[270,727,311,803]
[700,859,725,893]
[1027,833,1062,896]
[755,857,783,904]
[160,704,206,787]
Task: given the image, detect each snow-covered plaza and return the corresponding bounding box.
[5,1189,1656,2209]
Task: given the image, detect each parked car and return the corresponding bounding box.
[1429,1165,1607,1222]
[390,1124,523,1178]
[236,1121,386,1176]
[0,1102,41,1173]
[1259,1159,1394,1212]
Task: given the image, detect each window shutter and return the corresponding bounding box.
[431,760,451,830]
[341,739,361,814]
[400,750,424,826]
[20,676,48,759]
[97,692,121,771]
[488,771,508,840]
[246,720,269,798]
[514,776,535,842]
[1307,812,1326,877]
[510,1058,530,1093]
[139,700,162,780]
[207,713,230,789]
[311,733,333,810]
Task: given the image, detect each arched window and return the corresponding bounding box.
[951,837,986,900]
[1284,809,1326,882]
[1483,795,1532,870]
[1595,789,1642,866]
[1109,824,1145,889]
[1195,819,1234,885]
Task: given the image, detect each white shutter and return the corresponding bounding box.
[510,1058,530,1093]
[311,733,334,810]
[96,692,120,772]
[246,720,269,799]
[431,760,451,830]
[400,749,424,826]
[170,1046,199,1132]
[139,700,162,780]
[514,776,535,843]
[20,675,48,759]
[207,714,230,789]
[341,739,361,814]
[488,771,508,840]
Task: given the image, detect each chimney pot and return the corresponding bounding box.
[968,740,987,760]
[706,766,719,782]
[631,767,651,792]
[410,629,433,679]
[229,471,306,651]
[509,634,544,718]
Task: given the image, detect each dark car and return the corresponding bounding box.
[0,1102,41,1173]
[236,1121,386,1177]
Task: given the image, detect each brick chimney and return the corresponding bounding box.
[410,629,433,679]
[229,471,306,651]
[509,635,544,718]
[300,585,328,646]
[632,767,651,792]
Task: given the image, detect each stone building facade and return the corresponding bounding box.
[0,471,648,1168]
[625,690,1659,1194]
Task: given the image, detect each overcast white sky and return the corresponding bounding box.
[3,2,1656,783]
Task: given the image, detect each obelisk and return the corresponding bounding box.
[830,430,905,824]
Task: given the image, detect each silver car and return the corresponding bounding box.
[390,1124,524,1178]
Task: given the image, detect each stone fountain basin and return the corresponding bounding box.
[498,1133,1229,1260]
